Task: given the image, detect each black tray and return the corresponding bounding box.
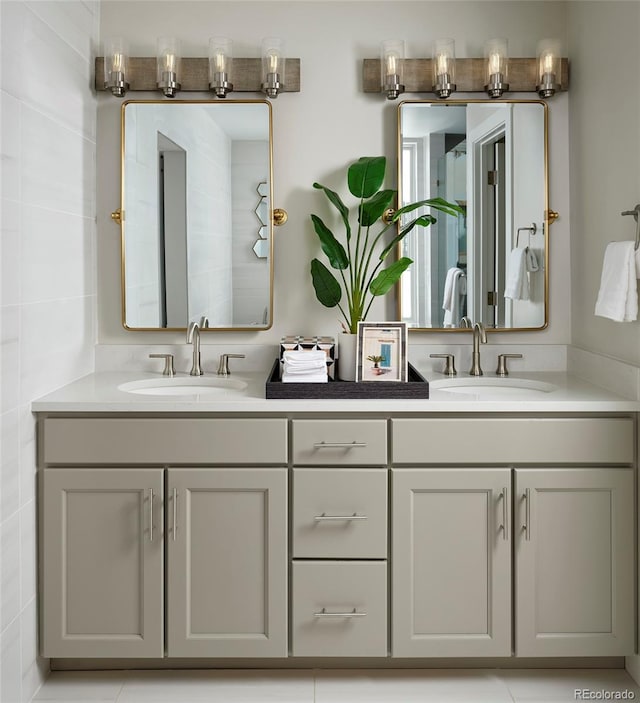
[265,359,429,399]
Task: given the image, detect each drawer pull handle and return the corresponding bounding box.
[314,513,368,521]
[313,608,367,618]
[313,441,367,449]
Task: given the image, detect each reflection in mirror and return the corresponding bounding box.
[398,100,548,331]
[122,100,273,330]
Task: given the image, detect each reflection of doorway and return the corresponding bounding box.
[467,105,512,328]
[481,137,506,327]
[158,133,188,327]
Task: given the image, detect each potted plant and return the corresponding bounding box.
[366,354,385,375]
[310,156,462,379]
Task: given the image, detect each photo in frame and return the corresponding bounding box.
[356,322,408,382]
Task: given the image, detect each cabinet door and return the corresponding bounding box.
[167,468,287,657]
[41,468,164,658]
[515,468,634,656]
[392,468,511,657]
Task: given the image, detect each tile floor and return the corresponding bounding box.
[32,668,640,703]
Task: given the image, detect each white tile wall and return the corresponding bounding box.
[0,1,99,700]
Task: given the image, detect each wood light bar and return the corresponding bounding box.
[95,57,301,93]
[363,57,569,94]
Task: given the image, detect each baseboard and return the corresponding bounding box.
[51,656,625,671]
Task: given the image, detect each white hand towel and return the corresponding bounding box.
[594,241,638,322]
[442,267,465,327]
[504,248,529,300]
[525,247,539,272]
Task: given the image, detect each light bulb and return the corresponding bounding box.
[214,51,226,73]
[267,50,280,74]
[488,52,501,76]
[436,53,448,76]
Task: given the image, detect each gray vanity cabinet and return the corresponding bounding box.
[166,468,288,657]
[41,468,164,658]
[39,416,289,660]
[514,468,634,657]
[391,468,512,657]
[390,417,635,659]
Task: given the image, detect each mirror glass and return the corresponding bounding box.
[121,100,273,330]
[398,100,548,330]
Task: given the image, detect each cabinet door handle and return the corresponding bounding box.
[313,441,367,448]
[313,608,367,618]
[148,488,154,542]
[500,487,508,541]
[314,513,368,521]
[172,488,178,541]
[523,488,531,541]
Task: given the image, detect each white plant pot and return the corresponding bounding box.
[338,333,357,381]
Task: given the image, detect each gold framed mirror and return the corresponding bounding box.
[119,99,273,331]
[397,99,549,331]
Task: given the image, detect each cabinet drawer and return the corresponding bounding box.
[292,420,387,465]
[43,417,288,465]
[392,417,634,465]
[292,469,387,558]
[291,561,387,657]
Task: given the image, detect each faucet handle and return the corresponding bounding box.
[217,353,246,376]
[496,353,523,377]
[149,353,176,377]
[430,353,457,377]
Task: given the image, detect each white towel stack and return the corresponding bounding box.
[594,241,640,322]
[504,248,529,300]
[282,350,328,383]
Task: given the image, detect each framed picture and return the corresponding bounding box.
[356,322,408,382]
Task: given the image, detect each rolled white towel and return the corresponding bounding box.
[595,241,638,322]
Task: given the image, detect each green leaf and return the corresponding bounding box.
[347,157,386,199]
[369,257,413,296]
[394,196,464,219]
[379,215,436,261]
[312,182,351,240]
[310,259,342,308]
[310,215,349,269]
[360,189,396,227]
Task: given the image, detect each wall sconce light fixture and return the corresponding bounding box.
[536,38,561,98]
[104,37,129,97]
[484,38,509,98]
[209,37,233,98]
[381,39,405,100]
[261,37,286,98]
[433,38,456,99]
[156,36,181,98]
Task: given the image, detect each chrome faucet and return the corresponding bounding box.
[470,322,487,376]
[186,321,203,376]
[460,316,473,329]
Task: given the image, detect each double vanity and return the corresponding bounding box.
[34,365,638,666]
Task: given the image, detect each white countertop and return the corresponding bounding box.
[31,368,640,414]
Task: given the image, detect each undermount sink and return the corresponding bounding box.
[430,376,557,399]
[118,376,248,397]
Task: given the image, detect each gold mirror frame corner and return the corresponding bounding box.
[396,98,550,333]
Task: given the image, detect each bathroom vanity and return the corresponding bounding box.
[34,370,638,666]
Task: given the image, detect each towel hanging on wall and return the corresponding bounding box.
[594,241,638,322]
[504,248,529,300]
[442,267,466,327]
